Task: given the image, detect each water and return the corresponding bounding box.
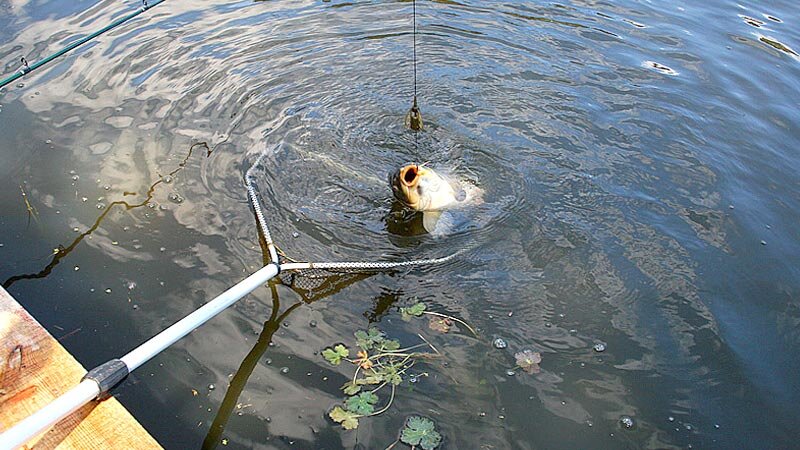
[1,0,799,448]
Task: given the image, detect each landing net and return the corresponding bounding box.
[244,151,462,296]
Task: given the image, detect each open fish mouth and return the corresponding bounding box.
[399,164,420,187]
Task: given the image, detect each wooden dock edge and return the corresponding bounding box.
[0,286,162,449]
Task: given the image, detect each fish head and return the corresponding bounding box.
[389,163,428,210]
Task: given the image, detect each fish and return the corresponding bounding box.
[389,163,477,234]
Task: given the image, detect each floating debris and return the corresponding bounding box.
[493,338,508,349]
[168,193,184,204]
[280,367,290,374]
[209,384,215,390]
[761,240,767,245]
[758,35,799,59]
[309,320,317,328]
[74,266,80,271]
[105,288,112,294]
[620,415,635,429]
[593,343,606,352]
[740,15,764,27]
[643,60,679,76]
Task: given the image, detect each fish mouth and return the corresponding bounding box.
[399,164,420,187]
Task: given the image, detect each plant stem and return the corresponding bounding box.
[366,383,396,417]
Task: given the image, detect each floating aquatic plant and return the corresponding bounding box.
[400,416,442,450]
[324,301,474,433]
[513,349,542,374]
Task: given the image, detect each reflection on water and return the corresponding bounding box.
[1,0,799,448]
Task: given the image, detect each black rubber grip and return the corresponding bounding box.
[82,359,129,395]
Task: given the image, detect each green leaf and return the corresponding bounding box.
[400,302,427,320]
[345,392,379,415]
[401,416,442,450]
[360,372,385,385]
[322,344,349,365]
[381,339,401,351]
[329,406,359,430]
[341,381,361,395]
[355,328,385,351]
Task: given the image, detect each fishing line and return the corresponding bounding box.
[405,0,423,131]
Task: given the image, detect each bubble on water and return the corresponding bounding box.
[17,83,24,88]
[46,139,52,144]
[545,322,552,328]
[105,288,112,294]
[409,375,419,383]
[127,281,137,291]
[73,227,80,232]
[309,320,317,328]
[147,202,157,209]
[168,193,184,204]
[74,266,79,271]
[81,197,88,202]
[0,243,4,248]
[96,203,105,209]
[620,416,635,428]
[280,367,289,374]
[668,416,675,422]
[714,424,720,429]
[132,304,139,310]
[160,247,166,252]
[493,338,508,349]
[264,358,272,365]
[163,175,173,183]
[593,343,606,352]
[292,232,299,238]
[506,370,516,377]
[685,424,692,431]
[71,175,79,181]
[159,205,168,211]
[208,384,215,390]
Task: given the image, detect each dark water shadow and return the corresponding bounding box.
[2,142,209,289]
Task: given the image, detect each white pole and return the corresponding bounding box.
[0,380,100,450]
[0,263,279,449]
[122,263,279,370]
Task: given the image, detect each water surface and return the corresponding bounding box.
[1,0,799,448]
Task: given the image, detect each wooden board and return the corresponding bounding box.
[0,286,161,449]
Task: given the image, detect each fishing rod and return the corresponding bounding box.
[0,0,167,91]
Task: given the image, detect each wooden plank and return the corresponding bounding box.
[0,286,161,449]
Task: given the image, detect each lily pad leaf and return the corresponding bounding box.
[428,316,452,333]
[515,349,542,374]
[341,381,361,395]
[355,328,385,351]
[401,302,427,320]
[322,344,349,365]
[345,392,379,415]
[329,406,359,430]
[401,416,442,450]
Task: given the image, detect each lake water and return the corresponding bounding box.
[1,0,799,448]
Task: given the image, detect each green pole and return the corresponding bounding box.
[0,0,166,90]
